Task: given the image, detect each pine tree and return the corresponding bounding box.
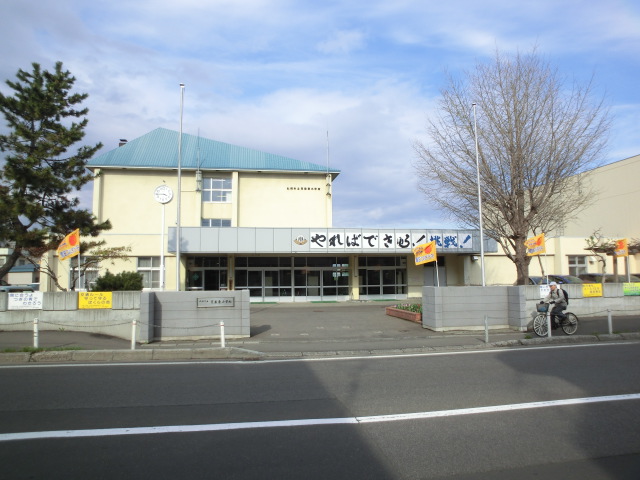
[0,61,111,279]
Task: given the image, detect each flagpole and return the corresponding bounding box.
[626,256,631,282]
[77,231,82,290]
[544,241,548,283]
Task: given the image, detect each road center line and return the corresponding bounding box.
[1,393,639,443]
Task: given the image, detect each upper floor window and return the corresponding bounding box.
[568,255,588,276]
[202,177,232,202]
[201,218,231,227]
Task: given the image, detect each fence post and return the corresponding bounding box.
[546,310,552,338]
[33,317,39,348]
[131,319,137,350]
[607,309,613,335]
[220,321,225,348]
[484,315,489,344]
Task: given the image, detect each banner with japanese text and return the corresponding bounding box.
[582,283,603,297]
[78,292,112,309]
[524,233,545,256]
[614,239,628,257]
[57,229,80,261]
[623,283,640,296]
[413,241,437,265]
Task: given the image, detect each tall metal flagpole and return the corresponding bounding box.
[176,83,184,291]
[472,103,486,287]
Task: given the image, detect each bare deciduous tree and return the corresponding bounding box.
[585,230,640,282]
[414,48,610,284]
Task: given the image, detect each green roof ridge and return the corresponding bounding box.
[88,128,340,175]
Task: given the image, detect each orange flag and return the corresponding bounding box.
[413,240,437,265]
[524,233,545,256]
[57,229,80,261]
[614,239,628,257]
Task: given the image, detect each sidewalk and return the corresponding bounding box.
[1,301,639,363]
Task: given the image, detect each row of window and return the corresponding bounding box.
[70,254,595,291]
[201,218,231,227]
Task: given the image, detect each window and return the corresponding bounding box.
[202,177,232,202]
[137,256,161,289]
[568,255,588,276]
[71,257,99,290]
[201,218,231,227]
[358,256,407,296]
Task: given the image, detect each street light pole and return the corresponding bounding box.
[472,103,486,287]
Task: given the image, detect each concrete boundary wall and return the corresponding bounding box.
[0,291,250,343]
[423,285,640,332]
[0,291,140,340]
[139,290,250,342]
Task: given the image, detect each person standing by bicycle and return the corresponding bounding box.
[540,281,567,329]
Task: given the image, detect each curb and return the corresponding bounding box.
[0,335,638,364]
[0,347,264,364]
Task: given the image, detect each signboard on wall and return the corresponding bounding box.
[79,292,112,309]
[8,292,43,310]
[623,283,640,296]
[582,283,603,297]
[539,285,550,298]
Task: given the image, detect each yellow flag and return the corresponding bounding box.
[57,229,80,261]
[524,233,545,256]
[413,241,437,265]
[614,239,628,257]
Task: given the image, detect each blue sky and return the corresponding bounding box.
[1,0,639,229]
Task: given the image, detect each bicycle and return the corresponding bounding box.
[533,302,579,337]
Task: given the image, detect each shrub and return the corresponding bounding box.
[92,270,144,291]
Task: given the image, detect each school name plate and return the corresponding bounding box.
[197,297,235,308]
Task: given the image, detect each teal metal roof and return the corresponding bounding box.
[87,128,340,176]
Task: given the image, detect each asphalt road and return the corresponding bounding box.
[1,342,640,479]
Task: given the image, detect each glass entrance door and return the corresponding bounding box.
[358,256,408,300]
[204,270,227,290]
[235,256,350,302]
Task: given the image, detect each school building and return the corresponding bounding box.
[31,128,639,298]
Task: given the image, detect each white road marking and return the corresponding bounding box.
[1,393,638,443]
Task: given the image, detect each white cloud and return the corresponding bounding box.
[0,0,638,229]
[317,30,367,55]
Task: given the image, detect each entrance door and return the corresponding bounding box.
[204,270,227,290]
[187,269,228,290]
[357,256,408,300]
[263,270,292,302]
